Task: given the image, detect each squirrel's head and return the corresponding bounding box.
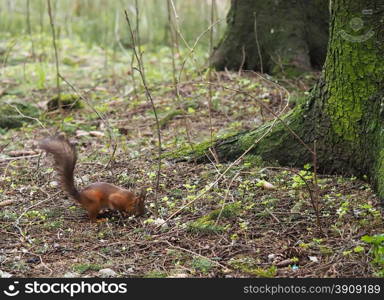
[134,188,146,216]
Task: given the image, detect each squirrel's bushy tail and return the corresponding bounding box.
[39,134,81,202]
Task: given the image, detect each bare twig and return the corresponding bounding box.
[124,10,161,217]
[263,166,322,234]
[26,0,35,59]
[7,150,38,157]
[134,0,141,49]
[164,240,228,269]
[58,74,117,168]
[8,104,45,128]
[265,208,281,224]
[0,200,16,207]
[312,140,322,234]
[0,142,11,154]
[47,0,61,104]
[207,0,216,144]
[158,76,316,228]
[1,39,17,74]
[177,18,223,85]
[114,8,129,56]
[26,251,53,276]
[168,0,191,50]
[132,0,141,102]
[0,154,40,163]
[251,71,291,115]
[238,46,246,75]
[215,173,239,226]
[253,12,264,74]
[14,192,60,243]
[166,0,194,151]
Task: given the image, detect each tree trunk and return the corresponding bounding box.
[210,1,384,197]
[211,0,329,74]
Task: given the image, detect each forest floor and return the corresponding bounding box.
[0,34,383,278]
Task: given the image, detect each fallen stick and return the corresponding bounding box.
[0,200,16,207]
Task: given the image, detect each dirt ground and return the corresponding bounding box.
[0,46,383,277]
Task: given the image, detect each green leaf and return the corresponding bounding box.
[353,246,364,253]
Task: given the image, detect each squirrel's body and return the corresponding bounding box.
[79,182,144,220]
[39,134,145,222]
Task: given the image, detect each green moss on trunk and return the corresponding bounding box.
[184,0,384,199]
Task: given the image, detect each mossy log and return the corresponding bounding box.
[0,101,40,129]
[47,94,82,111]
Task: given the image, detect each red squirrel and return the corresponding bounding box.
[38,133,146,222]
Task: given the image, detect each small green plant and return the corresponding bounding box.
[358,203,381,221]
[47,93,82,111]
[187,216,225,234]
[144,270,168,278]
[11,261,29,272]
[24,210,47,221]
[361,234,384,276]
[252,266,277,278]
[228,256,277,277]
[242,155,263,169]
[336,200,350,218]
[35,63,46,90]
[291,164,313,188]
[191,257,215,274]
[44,219,63,229]
[353,246,365,253]
[0,209,18,221]
[187,202,241,234]
[73,263,102,274]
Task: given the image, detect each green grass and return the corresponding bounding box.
[73,263,103,274]
[0,31,210,97]
[0,0,229,51]
[187,202,241,234]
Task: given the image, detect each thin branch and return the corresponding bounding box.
[58,74,117,169]
[124,9,161,218]
[168,0,191,50]
[312,140,322,234]
[26,0,35,59]
[166,0,194,151]
[8,104,45,129]
[164,240,228,270]
[253,12,264,74]
[263,166,322,234]
[47,0,61,104]
[177,18,223,85]
[134,0,140,49]
[215,173,239,226]
[114,6,139,103]
[207,0,216,144]
[14,192,60,243]
[1,39,17,74]
[0,155,40,163]
[238,46,246,75]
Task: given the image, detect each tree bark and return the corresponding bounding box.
[209,1,384,197]
[211,0,329,74]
